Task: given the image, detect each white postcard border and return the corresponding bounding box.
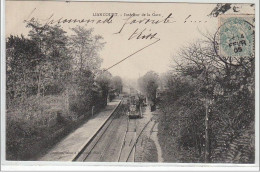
[1,0,259,171]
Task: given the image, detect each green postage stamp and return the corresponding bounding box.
[219,15,255,58]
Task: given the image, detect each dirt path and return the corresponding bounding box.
[139,106,164,162]
[150,122,164,162]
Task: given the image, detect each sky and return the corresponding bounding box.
[5,2,253,79]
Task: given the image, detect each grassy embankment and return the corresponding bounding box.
[6,94,101,160]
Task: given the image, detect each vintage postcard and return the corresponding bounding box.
[1,0,259,171]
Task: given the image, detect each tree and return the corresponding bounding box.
[158,36,255,163]
[111,76,123,94]
[69,26,105,73]
[138,71,159,103]
[26,21,72,96]
[6,22,112,161]
[95,70,112,106]
[69,69,96,116]
[6,35,43,106]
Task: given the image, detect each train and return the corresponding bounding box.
[126,88,145,119]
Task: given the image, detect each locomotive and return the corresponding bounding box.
[127,95,141,119]
[127,88,145,119]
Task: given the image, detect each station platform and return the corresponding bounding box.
[39,99,121,161]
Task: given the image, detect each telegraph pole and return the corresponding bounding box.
[205,97,210,162]
[204,68,210,163]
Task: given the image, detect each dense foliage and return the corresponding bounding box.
[6,22,122,160]
[156,39,255,163]
[138,71,159,105]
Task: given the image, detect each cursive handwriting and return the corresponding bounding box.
[24,8,114,25]
[25,15,114,25]
[128,28,158,40]
[115,13,175,34]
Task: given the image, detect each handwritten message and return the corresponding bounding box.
[24,9,208,70]
[25,9,207,41]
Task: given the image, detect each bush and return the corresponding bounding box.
[157,40,254,163]
[6,95,70,160]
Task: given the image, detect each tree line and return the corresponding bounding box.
[6,21,123,160]
[138,37,254,163]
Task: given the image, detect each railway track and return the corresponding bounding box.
[75,99,157,162]
[74,99,126,162]
[124,116,156,162]
[117,105,156,162]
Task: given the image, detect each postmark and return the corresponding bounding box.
[218,15,254,58]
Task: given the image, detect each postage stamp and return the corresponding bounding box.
[218,15,255,58]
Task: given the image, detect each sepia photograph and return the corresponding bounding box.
[1,0,259,171]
